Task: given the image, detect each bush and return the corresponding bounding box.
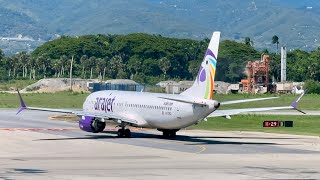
[304,80,320,94]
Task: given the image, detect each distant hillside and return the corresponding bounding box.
[0,0,320,54]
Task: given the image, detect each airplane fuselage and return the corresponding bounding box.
[83,90,217,129]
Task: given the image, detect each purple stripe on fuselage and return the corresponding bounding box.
[205,49,217,60]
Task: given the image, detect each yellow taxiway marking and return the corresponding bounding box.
[195,145,207,154]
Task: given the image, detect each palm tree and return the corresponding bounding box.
[28,56,36,80]
[95,58,106,80]
[109,55,124,79]
[80,55,88,79]
[17,52,30,78]
[244,37,254,47]
[263,49,269,54]
[88,56,97,79]
[52,59,61,77]
[102,56,110,80]
[127,55,142,79]
[37,54,51,78]
[12,55,20,78]
[59,55,68,76]
[272,35,279,54]
[2,57,13,78]
[158,57,171,79]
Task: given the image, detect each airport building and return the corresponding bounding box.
[88,79,144,92]
[156,81,193,94]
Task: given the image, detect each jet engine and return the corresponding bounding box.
[213,100,220,109]
[79,116,106,133]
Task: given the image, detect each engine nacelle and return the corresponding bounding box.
[213,100,220,109]
[79,116,106,133]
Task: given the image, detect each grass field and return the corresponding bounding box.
[193,114,320,136]
[0,91,88,108]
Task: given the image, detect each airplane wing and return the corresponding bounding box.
[208,91,306,119]
[16,91,141,125]
[209,106,294,118]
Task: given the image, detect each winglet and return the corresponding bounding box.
[290,90,307,114]
[16,89,26,115]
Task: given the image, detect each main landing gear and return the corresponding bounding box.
[117,122,131,138]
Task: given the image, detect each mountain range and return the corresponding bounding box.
[0,0,320,54]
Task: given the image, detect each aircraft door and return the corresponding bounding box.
[173,106,182,120]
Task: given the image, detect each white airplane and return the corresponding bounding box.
[17,32,305,138]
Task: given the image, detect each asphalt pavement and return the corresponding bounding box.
[1,109,320,179]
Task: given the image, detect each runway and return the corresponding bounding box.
[1,109,320,179]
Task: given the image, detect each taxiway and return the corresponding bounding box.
[1,109,320,179]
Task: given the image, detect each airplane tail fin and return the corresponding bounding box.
[181,31,220,100]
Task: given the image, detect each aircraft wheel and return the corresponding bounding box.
[169,131,176,138]
[124,129,131,138]
[117,129,124,138]
[162,130,177,138]
[163,131,170,138]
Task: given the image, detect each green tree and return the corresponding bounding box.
[117,69,128,79]
[226,62,243,82]
[52,59,61,77]
[304,80,320,94]
[102,56,110,80]
[269,54,281,82]
[95,58,106,80]
[2,57,14,78]
[308,49,320,81]
[142,58,161,77]
[16,52,30,78]
[127,55,142,79]
[216,40,260,82]
[28,56,36,80]
[80,55,88,79]
[36,54,51,78]
[158,57,171,79]
[0,49,4,61]
[59,55,69,76]
[11,55,20,78]
[109,55,125,79]
[286,50,309,81]
[188,60,200,79]
[88,56,96,79]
